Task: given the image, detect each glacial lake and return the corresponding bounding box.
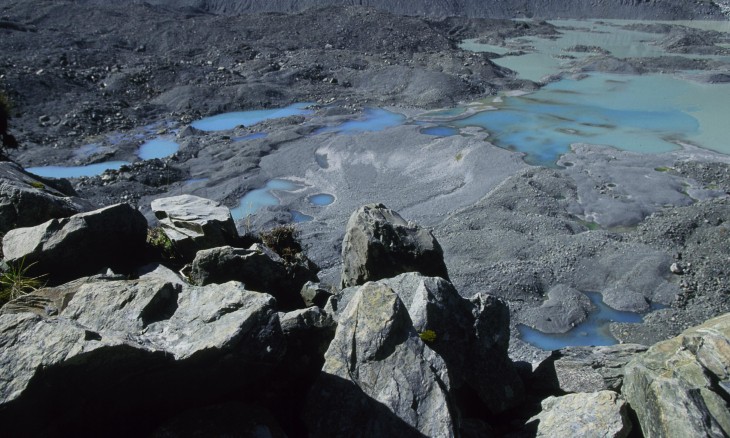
[191,103,313,131]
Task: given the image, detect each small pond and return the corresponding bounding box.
[191,103,313,131]
[26,161,130,179]
[231,179,302,220]
[137,138,180,160]
[309,193,335,206]
[316,108,406,134]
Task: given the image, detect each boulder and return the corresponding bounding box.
[0,161,94,234]
[623,313,730,438]
[151,195,239,260]
[306,282,457,437]
[520,285,593,333]
[189,244,319,310]
[0,276,285,436]
[340,203,449,288]
[2,203,148,283]
[382,272,524,414]
[152,403,287,438]
[531,344,648,395]
[529,391,632,438]
[300,281,333,308]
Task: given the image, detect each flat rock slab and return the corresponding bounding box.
[530,390,632,438]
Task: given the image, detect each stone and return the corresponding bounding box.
[189,244,318,310]
[529,391,632,438]
[300,281,333,308]
[623,313,730,438]
[306,282,457,437]
[151,195,240,260]
[531,344,648,395]
[520,284,593,333]
[0,276,285,436]
[340,203,449,288]
[670,262,684,274]
[0,161,94,234]
[2,203,148,283]
[152,403,287,438]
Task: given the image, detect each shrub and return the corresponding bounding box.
[0,258,46,307]
[419,329,437,343]
[146,226,179,261]
[260,224,302,263]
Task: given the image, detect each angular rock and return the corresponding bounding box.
[0,161,94,234]
[520,285,593,333]
[531,344,648,395]
[151,195,239,260]
[529,391,632,438]
[152,403,287,438]
[2,203,148,283]
[0,277,285,436]
[340,203,449,288]
[306,282,456,437]
[300,281,333,308]
[190,244,318,310]
[624,313,730,438]
[382,273,524,414]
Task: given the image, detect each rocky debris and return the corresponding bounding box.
[519,284,593,333]
[623,313,730,438]
[530,344,649,395]
[300,281,333,308]
[340,203,449,288]
[382,272,524,414]
[528,391,632,438]
[0,276,285,436]
[190,244,319,310]
[306,282,457,437]
[2,203,148,283]
[151,194,239,261]
[0,161,94,234]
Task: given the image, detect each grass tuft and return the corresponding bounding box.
[0,258,46,307]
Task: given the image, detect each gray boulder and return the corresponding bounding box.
[151,195,239,260]
[0,161,94,234]
[382,273,524,414]
[529,391,632,438]
[0,276,285,436]
[520,285,593,333]
[306,282,457,437]
[623,313,730,438]
[189,244,318,310]
[2,203,148,283]
[300,281,333,308]
[340,203,449,288]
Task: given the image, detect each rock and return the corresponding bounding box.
[306,282,457,437]
[190,244,318,310]
[2,203,148,283]
[623,313,730,438]
[0,161,94,234]
[0,277,285,436]
[670,262,684,274]
[530,344,649,395]
[529,391,632,438]
[300,281,333,308]
[151,195,240,260]
[520,285,593,333]
[340,203,449,288]
[152,403,287,438]
[382,272,524,414]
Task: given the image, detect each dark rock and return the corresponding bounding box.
[624,313,730,438]
[2,203,148,283]
[299,281,333,308]
[151,195,240,261]
[190,244,318,310]
[340,203,449,288]
[152,403,287,438]
[0,161,94,234]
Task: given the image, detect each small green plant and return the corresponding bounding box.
[419,329,437,343]
[147,226,177,259]
[455,152,463,162]
[29,181,45,190]
[654,166,670,172]
[260,224,302,263]
[0,258,46,306]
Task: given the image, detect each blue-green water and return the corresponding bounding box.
[309,193,335,206]
[517,292,645,350]
[191,103,313,131]
[231,179,302,220]
[138,138,179,160]
[420,126,459,137]
[316,108,406,134]
[26,161,130,179]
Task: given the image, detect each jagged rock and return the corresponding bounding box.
[152,403,287,438]
[0,161,94,234]
[190,244,318,310]
[340,203,449,288]
[623,313,730,438]
[530,344,649,395]
[2,203,148,283]
[520,284,593,333]
[306,282,457,437]
[382,273,524,414]
[0,276,285,436]
[300,281,333,308]
[529,391,632,438]
[151,195,240,260]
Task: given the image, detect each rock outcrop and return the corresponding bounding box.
[2,203,148,283]
[340,203,449,288]
[0,275,285,436]
[151,194,240,260]
[520,284,593,333]
[529,391,632,438]
[306,282,457,437]
[0,161,94,234]
[623,313,730,438]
